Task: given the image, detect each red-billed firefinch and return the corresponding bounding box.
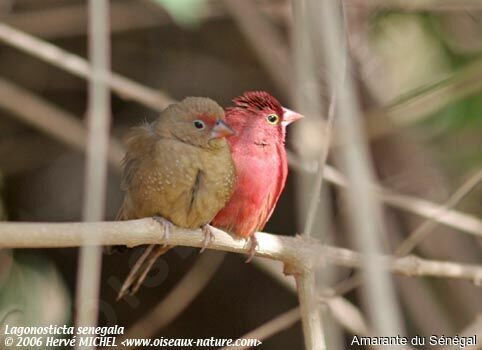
[116,97,236,298]
[212,91,303,261]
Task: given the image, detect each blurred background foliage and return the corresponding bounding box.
[0,0,481,349]
[0,251,71,346]
[369,10,482,181]
[152,0,207,27]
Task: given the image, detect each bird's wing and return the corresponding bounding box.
[264,143,289,223]
[121,123,158,192]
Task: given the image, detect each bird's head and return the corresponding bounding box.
[226,91,303,147]
[155,97,235,149]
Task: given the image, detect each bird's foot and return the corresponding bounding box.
[200,224,215,253]
[152,215,173,247]
[245,235,258,263]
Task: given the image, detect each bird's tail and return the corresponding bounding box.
[117,244,172,299]
[104,199,130,255]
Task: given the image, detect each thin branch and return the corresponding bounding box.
[291,0,335,240]
[0,77,124,168]
[0,221,311,269]
[2,220,482,284]
[294,272,326,350]
[366,60,482,141]
[302,94,336,239]
[311,159,482,238]
[396,168,482,255]
[318,0,404,338]
[75,0,110,342]
[377,186,482,237]
[4,1,287,40]
[220,307,301,350]
[223,0,293,101]
[0,22,174,111]
[3,2,168,39]
[290,1,329,348]
[332,167,482,296]
[325,249,482,284]
[220,298,372,350]
[253,259,371,337]
[323,296,370,337]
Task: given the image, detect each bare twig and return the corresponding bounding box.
[324,297,370,337]
[223,0,293,101]
[0,221,311,268]
[0,77,124,168]
[291,0,336,240]
[75,0,110,343]
[318,0,404,338]
[290,0,330,347]
[333,167,482,296]
[294,272,326,350]
[325,249,482,283]
[2,220,482,284]
[3,2,168,39]
[317,161,482,237]
[0,22,174,111]
[376,186,482,237]
[228,244,482,348]
[220,297,372,350]
[366,60,482,141]
[302,94,336,239]
[396,168,482,255]
[254,258,370,336]
[220,307,301,350]
[4,1,287,40]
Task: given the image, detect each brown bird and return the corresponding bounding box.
[116,97,236,299]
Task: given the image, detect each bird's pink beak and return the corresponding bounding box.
[282,107,304,126]
[211,119,235,139]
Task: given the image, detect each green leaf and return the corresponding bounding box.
[151,0,207,27]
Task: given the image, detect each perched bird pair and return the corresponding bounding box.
[115,91,302,299]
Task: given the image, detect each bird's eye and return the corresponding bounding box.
[266,114,280,125]
[193,120,205,130]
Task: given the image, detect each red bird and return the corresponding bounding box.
[212,91,303,260]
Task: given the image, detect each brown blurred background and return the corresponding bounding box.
[0,0,481,349]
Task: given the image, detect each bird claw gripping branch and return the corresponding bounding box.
[200,224,215,253]
[153,215,173,247]
[245,235,258,263]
